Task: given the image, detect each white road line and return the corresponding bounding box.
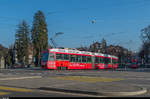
[0,76,42,81]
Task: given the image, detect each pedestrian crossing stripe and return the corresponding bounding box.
[0,92,10,95]
[0,86,33,92]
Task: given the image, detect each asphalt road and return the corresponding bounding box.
[0,67,150,97]
[0,86,88,97]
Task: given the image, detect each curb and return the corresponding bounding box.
[38,87,147,96]
[99,87,147,96]
[38,87,99,95]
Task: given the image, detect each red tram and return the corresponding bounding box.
[130,58,138,69]
[41,48,118,70]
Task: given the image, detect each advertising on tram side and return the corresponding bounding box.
[41,48,119,70]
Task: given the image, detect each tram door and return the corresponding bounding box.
[91,56,95,69]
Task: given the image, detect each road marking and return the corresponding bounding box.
[0,76,42,81]
[0,86,33,92]
[48,82,79,87]
[50,76,124,83]
[0,92,10,95]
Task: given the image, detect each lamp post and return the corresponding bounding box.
[50,32,64,48]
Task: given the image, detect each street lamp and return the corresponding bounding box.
[50,32,64,48]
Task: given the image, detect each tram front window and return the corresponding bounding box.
[49,53,54,61]
[42,53,49,62]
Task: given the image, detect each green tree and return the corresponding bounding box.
[140,25,150,63]
[15,20,31,65]
[5,45,13,67]
[141,25,150,43]
[31,10,48,66]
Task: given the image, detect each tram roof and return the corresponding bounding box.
[49,48,118,59]
[49,48,93,55]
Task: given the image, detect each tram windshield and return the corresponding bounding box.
[42,53,49,62]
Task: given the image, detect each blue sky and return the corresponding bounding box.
[0,0,150,52]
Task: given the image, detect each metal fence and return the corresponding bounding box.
[116,64,150,72]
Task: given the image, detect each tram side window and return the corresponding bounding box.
[112,59,114,64]
[42,53,49,62]
[87,56,91,63]
[113,59,118,64]
[116,60,118,64]
[95,57,99,63]
[76,55,82,62]
[64,54,69,60]
[99,57,104,63]
[104,58,110,64]
[82,56,87,63]
[49,53,54,61]
[70,55,76,62]
[108,58,111,64]
[56,54,63,60]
